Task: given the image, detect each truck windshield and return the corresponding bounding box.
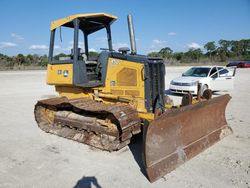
[182,67,210,77]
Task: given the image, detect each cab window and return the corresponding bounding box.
[209,67,218,78]
[218,69,229,77]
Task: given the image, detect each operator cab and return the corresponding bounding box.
[48,13,117,87]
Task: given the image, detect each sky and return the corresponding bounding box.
[0,0,250,56]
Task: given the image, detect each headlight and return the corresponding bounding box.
[170,80,175,85]
[190,81,198,86]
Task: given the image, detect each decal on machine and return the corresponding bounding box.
[111,59,120,66]
[110,80,116,86]
[63,70,69,77]
[57,70,62,75]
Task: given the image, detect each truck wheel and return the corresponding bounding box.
[202,89,212,100]
[201,84,208,95]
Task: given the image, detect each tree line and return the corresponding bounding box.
[0,39,249,70]
[0,51,100,70]
[148,39,250,63]
[0,53,48,69]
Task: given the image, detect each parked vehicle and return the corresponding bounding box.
[226,61,240,67]
[226,61,250,68]
[238,61,250,68]
[170,66,236,95]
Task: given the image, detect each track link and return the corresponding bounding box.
[34,97,141,151]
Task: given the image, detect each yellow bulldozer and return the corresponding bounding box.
[34,13,232,182]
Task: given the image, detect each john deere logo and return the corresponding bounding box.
[63,70,69,77]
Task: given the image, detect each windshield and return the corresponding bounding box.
[182,67,210,77]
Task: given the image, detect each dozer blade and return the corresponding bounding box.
[143,94,232,182]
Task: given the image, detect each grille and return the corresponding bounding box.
[171,82,192,86]
[148,61,165,111]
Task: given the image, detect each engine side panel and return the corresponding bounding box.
[47,64,73,85]
[102,57,147,112]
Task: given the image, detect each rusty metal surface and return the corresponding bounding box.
[34,97,141,151]
[143,94,232,182]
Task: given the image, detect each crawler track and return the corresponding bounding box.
[34,97,141,151]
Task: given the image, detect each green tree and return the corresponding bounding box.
[185,48,203,62]
[54,53,68,60]
[219,39,231,50]
[204,41,216,61]
[25,54,34,65]
[216,47,227,62]
[32,54,40,65]
[173,52,184,62]
[15,54,25,66]
[40,55,48,66]
[159,47,173,59]
[147,52,160,57]
[242,39,250,55]
[88,51,99,59]
[218,40,231,58]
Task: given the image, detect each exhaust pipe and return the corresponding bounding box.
[127,15,137,55]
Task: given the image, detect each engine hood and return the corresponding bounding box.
[172,76,203,83]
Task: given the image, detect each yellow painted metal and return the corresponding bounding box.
[55,85,153,120]
[50,56,151,120]
[192,98,200,104]
[138,112,155,121]
[47,64,73,85]
[55,86,90,98]
[101,57,147,112]
[50,13,117,30]
[165,104,173,109]
[98,93,130,102]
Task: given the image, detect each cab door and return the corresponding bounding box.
[210,67,236,91]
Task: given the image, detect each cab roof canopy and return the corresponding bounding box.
[50,13,117,34]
